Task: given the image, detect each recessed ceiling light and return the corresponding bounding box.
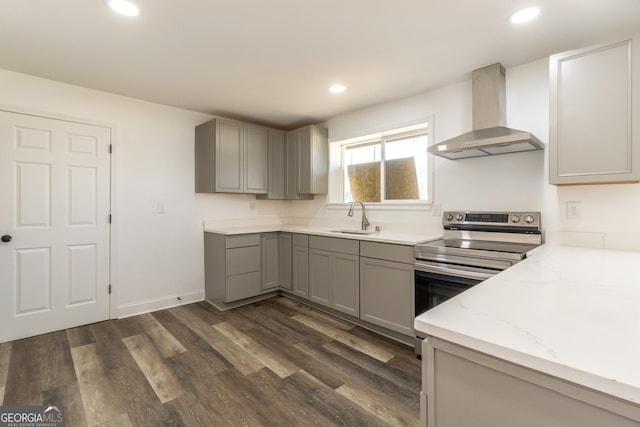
[509,7,540,24]
[329,84,347,94]
[106,0,140,17]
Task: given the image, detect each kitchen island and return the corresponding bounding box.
[414,244,640,426]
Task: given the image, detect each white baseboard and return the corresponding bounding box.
[116,290,205,319]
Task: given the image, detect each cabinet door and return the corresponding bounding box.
[279,233,292,291]
[309,248,331,307]
[296,126,313,194]
[215,119,243,192]
[261,233,279,291]
[244,125,268,193]
[285,131,298,200]
[550,37,639,184]
[292,245,309,298]
[360,257,414,336]
[266,129,285,199]
[331,253,359,317]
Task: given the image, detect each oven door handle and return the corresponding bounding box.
[414,260,496,281]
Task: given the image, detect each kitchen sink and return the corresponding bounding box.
[328,229,376,235]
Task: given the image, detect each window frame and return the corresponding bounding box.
[327,119,434,210]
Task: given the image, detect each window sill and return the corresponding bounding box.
[326,202,433,212]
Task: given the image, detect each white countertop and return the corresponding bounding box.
[414,244,640,403]
[204,224,440,246]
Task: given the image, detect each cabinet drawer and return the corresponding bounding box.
[226,234,260,248]
[309,235,359,255]
[225,272,261,303]
[226,246,260,275]
[292,233,309,246]
[360,241,414,264]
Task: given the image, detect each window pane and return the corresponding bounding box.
[344,143,381,202]
[385,134,428,200]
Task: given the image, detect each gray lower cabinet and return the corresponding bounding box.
[278,233,292,291]
[261,233,279,292]
[359,241,415,336]
[309,236,359,317]
[423,337,640,427]
[204,233,261,304]
[291,234,309,298]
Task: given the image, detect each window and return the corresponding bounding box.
[339,126,430,204]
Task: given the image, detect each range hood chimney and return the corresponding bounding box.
[429,63,544,160]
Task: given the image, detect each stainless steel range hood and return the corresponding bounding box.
[429,63,544,160]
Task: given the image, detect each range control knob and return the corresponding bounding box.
[446,213,454,221]
[510,215,520,223]
[455,213,464,221]
[524,215,535,224]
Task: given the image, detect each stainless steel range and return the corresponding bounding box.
[414,211,543,356]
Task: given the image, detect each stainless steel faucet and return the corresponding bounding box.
[348,200,370,230]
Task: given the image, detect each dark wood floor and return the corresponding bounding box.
[0,296,421,426]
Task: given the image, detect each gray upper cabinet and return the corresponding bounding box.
[195,118,268,194]
[285,125,328,199]
[257,129,285,200]
[549,34,640,185]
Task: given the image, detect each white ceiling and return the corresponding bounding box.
[1,0,639,129]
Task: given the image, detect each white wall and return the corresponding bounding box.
[3,50,638,318]
[294,56,640,246]
[0,69,289,318]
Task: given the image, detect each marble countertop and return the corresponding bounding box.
[203,224,441,246]
[414,244,640,403]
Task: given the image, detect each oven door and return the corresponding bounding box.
[414,260,498,356]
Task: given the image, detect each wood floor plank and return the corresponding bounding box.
[94,412,134,427]
[242,324,346,389]
[135,313,187,358]
[122,334,185,404]
[323,341,421,395]
[213,321,299,378]
[293,314,396,362]
[277,297,356,331]
[42,383,88,427]
[163,391,222,427]
[71,343,126,425]
[151,311,231,376]
[0,342,11,405]
[66,325,96,348]
[246,368,328,427]
[337,382,418,427]
[3,332,74,405]
[170,306,264,375]
[89,321,179,427]
[283,370,392,427]
[295,340,419,418]
[2,298,420,426]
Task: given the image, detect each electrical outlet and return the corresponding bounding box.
[566,201,581,220]
[432,203,442,217]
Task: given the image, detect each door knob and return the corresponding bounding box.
[1,235,12,243]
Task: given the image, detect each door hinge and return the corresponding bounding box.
[108,284,112,294]
[108,214,112,224]
[109,144,113,153]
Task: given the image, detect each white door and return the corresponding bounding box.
[0,110,111,343]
